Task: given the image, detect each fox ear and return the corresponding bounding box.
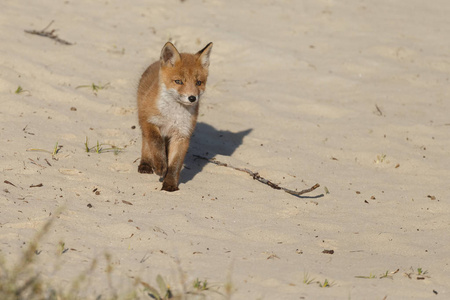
[160,42,181,67]
[196,42,213,68]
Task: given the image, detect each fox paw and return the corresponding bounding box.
[161,182,179,192]
[138,162,153,174]
[153,161,167,177]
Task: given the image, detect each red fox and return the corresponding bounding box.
[137,42,213,191]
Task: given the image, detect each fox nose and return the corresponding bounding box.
[188,95,197,103]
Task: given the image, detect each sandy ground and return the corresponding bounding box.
[1,0,450,299]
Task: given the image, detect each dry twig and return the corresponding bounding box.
[24,20,73,45]
[375,104,383,116]
[193,155,320,197]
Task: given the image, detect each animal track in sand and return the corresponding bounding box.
[58,168,86,180]
[108,163,132,173]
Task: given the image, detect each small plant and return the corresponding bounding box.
[303,273,334,288]
[84,137,122,155]
[58,241,68,255]
[76,82,110,93]
[141,275,173,300]
[379,270,393,279]
[318,279,333,288]
[375,154,388,164]
[27,142,61,157]
[417,268,426,276]
[141,275,225,299]
[404,267,429,279]
[193,278,209,291]
[356,269,399,280]
[303,273,315,285]
[15,86,29,94]
[355,273,377,279]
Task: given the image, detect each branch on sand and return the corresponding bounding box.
[24,20,73,45]
[193,155,320,197]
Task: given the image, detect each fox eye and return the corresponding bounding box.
[196,80,202,86]
[174,80,183,85]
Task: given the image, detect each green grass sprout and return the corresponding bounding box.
[303,273,315,285]
[193,278,209,291]
[318,278,333,288]
[85,137,123,155]
[27,142,61,157]
[76,82,110,93]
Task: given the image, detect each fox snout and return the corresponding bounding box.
[175,93,199,105]
[178,92,201,105]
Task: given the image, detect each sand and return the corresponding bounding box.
[1,0,450,299]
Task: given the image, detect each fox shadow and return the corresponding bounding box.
[180,122,252,184]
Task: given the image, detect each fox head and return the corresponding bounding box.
[159,42,213,106]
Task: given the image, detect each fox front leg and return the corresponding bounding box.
[162,137,190,191]
[138,122,167,176]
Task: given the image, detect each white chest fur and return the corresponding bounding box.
[148,84,197,138]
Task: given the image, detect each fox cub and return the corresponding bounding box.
[137,42,213,191]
